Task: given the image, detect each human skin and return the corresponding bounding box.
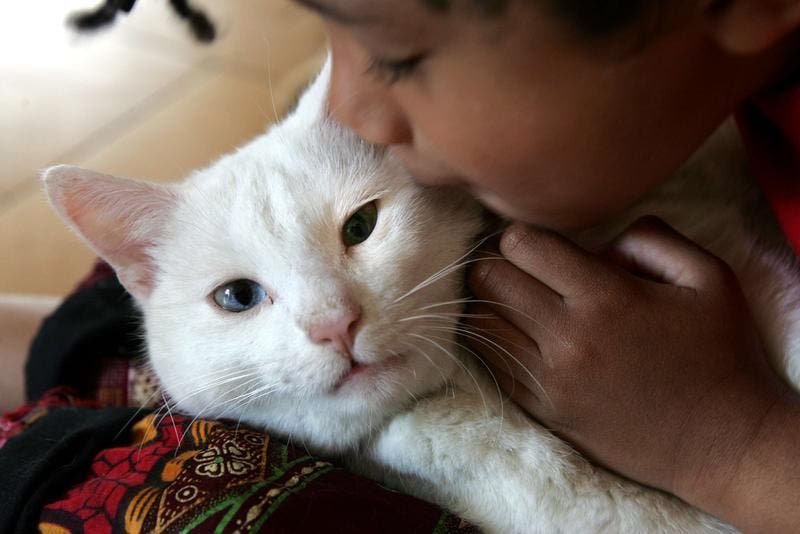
[295,0,800,531]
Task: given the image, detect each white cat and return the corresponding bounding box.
[42,58,799,533]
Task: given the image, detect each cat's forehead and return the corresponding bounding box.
[172,120,412,256]
[199,121,399,200]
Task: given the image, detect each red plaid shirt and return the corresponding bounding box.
[738,75,800,255]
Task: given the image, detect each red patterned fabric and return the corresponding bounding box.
[0,387,100,449]
[3,385,477,533]
[37,412,477,534]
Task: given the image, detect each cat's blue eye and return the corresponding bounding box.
[343,201,378,247]
[213,279,268,313]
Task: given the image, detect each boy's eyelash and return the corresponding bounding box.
[365,53,426,84]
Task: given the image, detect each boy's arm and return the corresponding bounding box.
[466,218,800,533]
[689,390,800,534]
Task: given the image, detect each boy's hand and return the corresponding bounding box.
[466,217,788,507]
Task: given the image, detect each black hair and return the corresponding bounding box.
[547,1,650,36]
[424,0,652,36]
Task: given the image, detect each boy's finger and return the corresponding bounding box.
[606,216,730,289]
[468,255,564,340]
[499,224,602,298]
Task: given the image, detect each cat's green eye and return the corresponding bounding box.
[342,201,378,247]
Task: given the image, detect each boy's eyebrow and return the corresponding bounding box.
[293,0,375,25]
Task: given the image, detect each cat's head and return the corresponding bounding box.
[43,65,484,452]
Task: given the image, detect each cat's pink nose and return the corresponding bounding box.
[310,307,361,356]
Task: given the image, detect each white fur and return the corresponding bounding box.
[42,60,800,533]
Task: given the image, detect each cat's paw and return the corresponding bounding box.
[371,394,508,480]
[373,409,437,474]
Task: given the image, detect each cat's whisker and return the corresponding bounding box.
[450,338,507,436]
[216,393,262,425]
[204,374,269,417]
[155,369,262,424]
[442,337,509,443]
[419,318,539,404]
[400,340,450,388]
[387,348,421,385]
[452,297,566,350]
[132,399,169,460]
[398,283,567,362]
[426,320,544,364]
[144,364,248,400]
[136,389,191,458]
[217,377,265,409]
[238,384,283,417]
[172,373,263,450]
[391,256,505,307]
[159,390,184,458]
[391,231,504,305]
[381,374,419,404]
[146,367,246,436]
[411,297,472,312]
[220,381,283,417]
[113,396,165,445]
[399,312,494,323]
[408,332,491,420]
[420,326,508,421]
[175,401,217,451]
[421,331,494,420]
[446,323,552,409]
[413,297,475,312]
[433,322,524,378]
[157,371,263,448]
[113,359,224,445]
[149,402,185,453]
[261,36,281,124]
[143,365,246,402]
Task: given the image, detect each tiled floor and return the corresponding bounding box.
[0,0,326,295]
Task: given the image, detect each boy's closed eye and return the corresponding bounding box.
[364,53,428,84]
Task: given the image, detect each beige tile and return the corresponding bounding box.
[1,1,327,295]
[2,55,325,295]
[72,56,324,183]
[119,0,327,79]
[0,0,201,195]
[0,190,95,295]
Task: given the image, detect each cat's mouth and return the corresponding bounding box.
[331,354,405,392]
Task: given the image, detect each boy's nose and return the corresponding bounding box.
[327,40,412,147]
[309,306,361,356]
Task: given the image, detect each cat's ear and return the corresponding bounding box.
[42,165,178,303]
[283,53,332,128]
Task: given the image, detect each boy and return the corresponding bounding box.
[294,0,800,531]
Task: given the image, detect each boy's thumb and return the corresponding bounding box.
[604,216,727,289]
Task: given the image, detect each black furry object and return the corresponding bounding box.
[69,0,215,43]
[69,0,136,30]
[169,0,216,42]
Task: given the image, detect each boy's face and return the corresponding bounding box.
[301,0,742,230]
